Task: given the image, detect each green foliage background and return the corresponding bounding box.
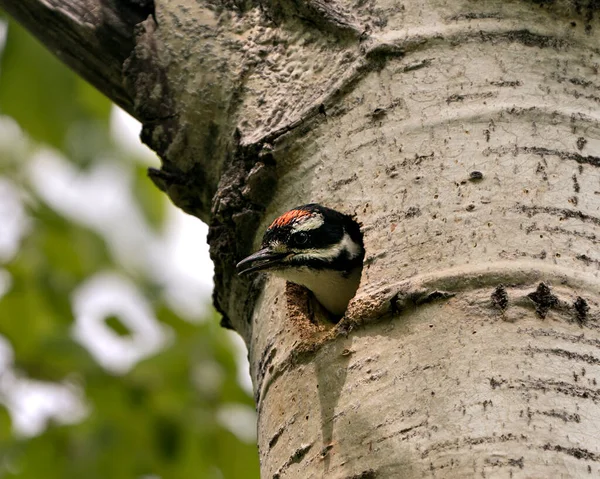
[0,14,259,479]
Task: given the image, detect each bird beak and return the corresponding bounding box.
[236,248,289,275]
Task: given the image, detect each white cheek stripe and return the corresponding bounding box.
[292,214,324,232]
[342,233,363,258]
[294,232,361,262]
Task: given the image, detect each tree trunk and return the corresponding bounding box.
[4,0,600,476]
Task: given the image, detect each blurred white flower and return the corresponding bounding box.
[0,336,88,437]
[0,177,30,263]
[71,272,173,374]
[28,147,213,320]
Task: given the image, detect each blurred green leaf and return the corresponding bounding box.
[0,11,260,479]
[0,19,111,156]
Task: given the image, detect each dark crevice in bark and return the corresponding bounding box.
[208,138,277,331]
[542,443,600,462]
[554,74,600,91]
[490,79,523,87]
[477,29,571,49]
[123,0,157,24]
[345,470,377,479]
[484,145,600,168]
[527,282,559,318]
[379,28,579,60]
[448,12,503,21]
[446,91,497,104]
[504,107,600,128]
[575,253,600,268]
[519,327,600,349]
[536,408,581,423]
[515,377,600,401]
[574,296,590,325]
[257,0,364,41]
[527,346,600,366]
[255,340,278,403]
[517,205,600,227]
[491,285,509,311]
[414,290,456,305]
[421,433,525,459]
[389,289,456,315]
[272,443,313,478]
[268,422,286,449]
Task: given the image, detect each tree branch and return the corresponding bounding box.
[0,0,154,116]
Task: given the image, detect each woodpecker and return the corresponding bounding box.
[236,204,365,318]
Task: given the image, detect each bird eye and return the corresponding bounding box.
[293,232,308,246]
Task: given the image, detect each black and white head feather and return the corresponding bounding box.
[237,204,365,317]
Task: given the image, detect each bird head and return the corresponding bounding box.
[236,204,364,316]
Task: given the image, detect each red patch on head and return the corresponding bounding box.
[269,209,312,229]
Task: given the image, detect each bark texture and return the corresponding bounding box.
[5,0,600,477]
